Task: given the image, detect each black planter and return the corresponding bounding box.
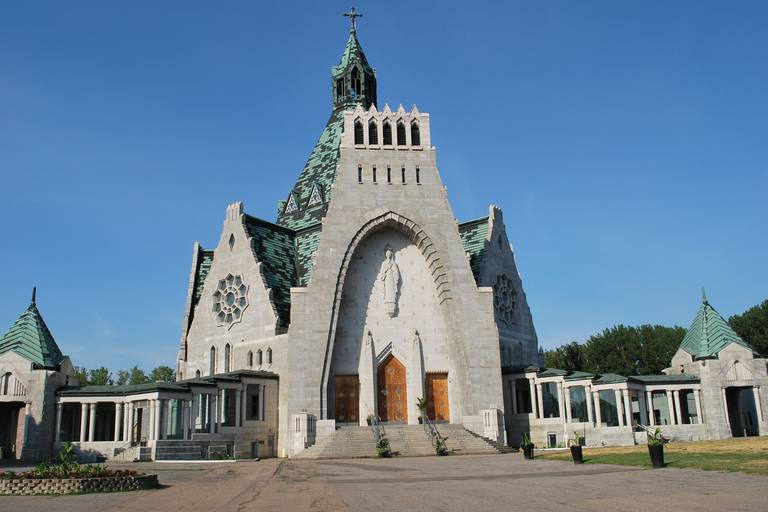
[648,444,664,468]
[570,445,583,464]
[523,445,534,460]
[366,419,372,426]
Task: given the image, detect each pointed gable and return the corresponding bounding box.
[0,290,65,369]
[677,295,755,360]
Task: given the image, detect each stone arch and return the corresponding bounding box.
[320,211,469,420]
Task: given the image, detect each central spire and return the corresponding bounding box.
[332,8,377,111]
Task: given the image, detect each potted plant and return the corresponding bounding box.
[569,433,584,464]
[366,414,374,426]
[416,397,428,424]
[435,433,449,456]
[648,427,664,468]
[376,438,390,458]
[520,433,534,460]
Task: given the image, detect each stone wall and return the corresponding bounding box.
[0,474,158,495]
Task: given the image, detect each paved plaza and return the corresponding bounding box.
[2,452,768,511]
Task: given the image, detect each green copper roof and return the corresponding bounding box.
[677,298,755,360]
[276,110,344,231]
[459,216,489,285]
[296,225,322,286]
[333,31,374,77]
[0,291,65,369]
[243,215,298,328]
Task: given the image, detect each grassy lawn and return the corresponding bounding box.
[537,437,768,476]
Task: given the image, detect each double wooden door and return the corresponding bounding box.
[426,373,450,421]
[334,375,360,425]
[377,354,407,422]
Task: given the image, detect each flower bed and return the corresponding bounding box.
[0,472,158,495]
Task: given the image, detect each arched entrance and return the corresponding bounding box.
[377,354,407,423]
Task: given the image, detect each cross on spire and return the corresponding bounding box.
[344,7,362,33]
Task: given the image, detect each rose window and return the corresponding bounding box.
[493,274,517,327]
[212,274,249,328]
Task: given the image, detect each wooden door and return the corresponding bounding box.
[334,375,360,425]
[377,354,407,422]
[426,373,449,421]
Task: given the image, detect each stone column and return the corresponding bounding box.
[593,391,602,426]
[148,399,156,441]
[161,399,168,440]
[114,402,123,442]
[721,388,731,430]
[666,391,676,425]
[557,382,566,420]
[646,391,656,426]
[510,381,517,415]
[673,390,682,425]
[235,390,242,428]
[614,389,624,427]
[79,403,88,442]
[586,388,594,425]
[638,392,648,425]
[528,380,537,418]
[622,389,633,427]
[215,390,222,433]
[23,402,31,446]
[536,384,544,419]
[694,389,703,424]
[55,403,63,443]
[183,399,191,440]
[241,387,248,422]
[126,402,134,444]
[88,403,97,442]
[564,387,572,423]
[191,393,198,433]
[407,330,425,425]
[753,387,764,423]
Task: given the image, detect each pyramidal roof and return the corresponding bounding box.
[333,31,373,75]
[677,291,755,360]
[0,289,65,369]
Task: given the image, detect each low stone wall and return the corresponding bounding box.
[0,474,158,496]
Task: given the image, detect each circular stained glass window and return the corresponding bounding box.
[212,273,249,328]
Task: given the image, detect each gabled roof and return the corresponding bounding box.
[677,296,755,360]
[459,216,489,285]
[0,290,65,369]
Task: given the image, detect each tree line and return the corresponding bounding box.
[73,365,176,386]
[544,299,767,376]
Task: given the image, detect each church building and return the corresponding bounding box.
[175,14,539,457]
[2,12,764,462]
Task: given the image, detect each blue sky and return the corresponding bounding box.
[1,1,766,373]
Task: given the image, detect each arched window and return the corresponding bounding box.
[354,120,364,145]
[351,68,361,98]
[247,351,254,367]
[396,121,407,146]
[336,78,344,101]
[229,234,235,250]
[257,349,263,366]
[267,347,273,365]
[224,344,231,373]
[195,369,201,378]
[411,121,420,146]
[383,120,392,145]
[178,371,183,381]
[209,346,216,375]
[368,119,378,145]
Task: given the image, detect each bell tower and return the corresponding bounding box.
[332,8,377,112]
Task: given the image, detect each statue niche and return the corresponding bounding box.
[377,244,401,317]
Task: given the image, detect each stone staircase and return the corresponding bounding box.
[292,426,379,459]
[433,424,514,455]
[154,440,207,461]
[293,424,514,459]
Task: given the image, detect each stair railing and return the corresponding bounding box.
[635,423,667,443]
